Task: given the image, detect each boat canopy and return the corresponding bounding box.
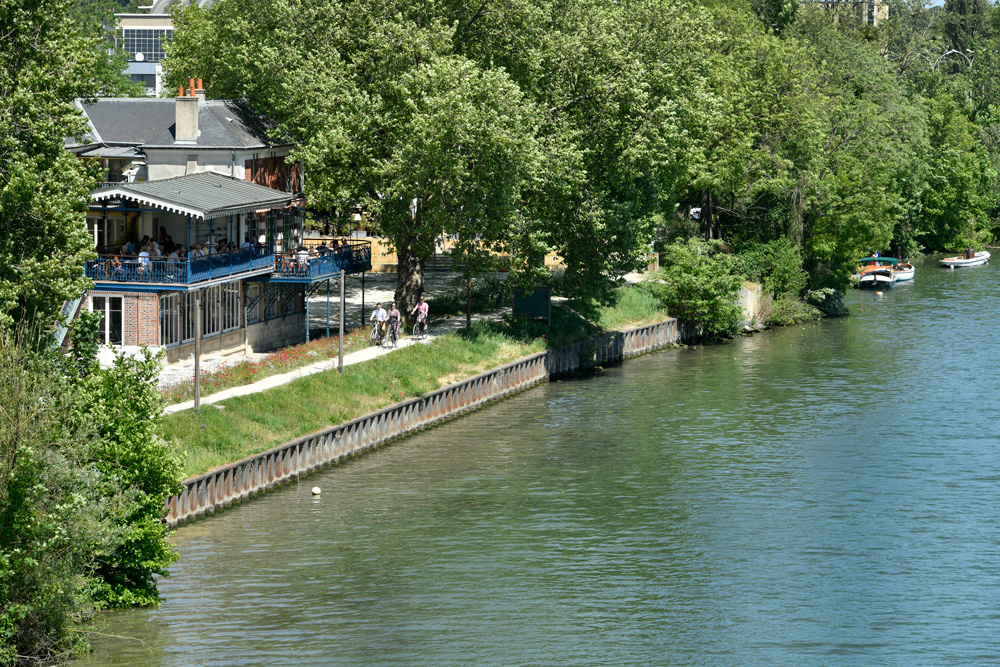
[858,256,899,265]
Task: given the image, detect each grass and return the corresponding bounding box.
[567,283,669,331]
[159,328,372,404]
[161,323,546,477]
[161,277,671,478]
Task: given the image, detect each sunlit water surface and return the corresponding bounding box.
[77,257,1000,666]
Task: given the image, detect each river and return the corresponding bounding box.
[77,256,1000,666]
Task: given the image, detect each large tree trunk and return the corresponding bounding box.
[395,239,425,323]
[700,188,715,239]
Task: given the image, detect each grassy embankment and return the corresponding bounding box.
[160,284,667,477]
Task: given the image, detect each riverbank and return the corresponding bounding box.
[160,286,664,477]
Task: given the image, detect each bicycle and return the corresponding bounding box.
[411,317,429,339]
[369,321,387,347]
[386,320,399,348]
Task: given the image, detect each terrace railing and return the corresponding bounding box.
[85,247,273,286]
[272,240,373,281]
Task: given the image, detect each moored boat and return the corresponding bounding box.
[895,262,915,281]
[940,250,990,268]
[855,256,897,289]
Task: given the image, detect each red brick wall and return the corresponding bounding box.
[136,293,159,345]
[97,291,160,347]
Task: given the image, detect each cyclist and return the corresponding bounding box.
[386,302,402,343]
[370,302,388,343]
[410,297,429,335]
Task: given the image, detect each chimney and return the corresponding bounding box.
[195,78,206,101]
[175,79,199,142]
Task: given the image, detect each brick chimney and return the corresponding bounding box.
[175,78,199,142]
[195,78,206,101]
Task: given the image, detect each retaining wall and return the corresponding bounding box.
[164,317,694,527]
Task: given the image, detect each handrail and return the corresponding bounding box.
[85,247,273,285]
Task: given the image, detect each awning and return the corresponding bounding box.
[91,170,295,220]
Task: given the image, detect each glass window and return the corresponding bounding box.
[203,285,221,336]
[120,28,173,62]
[92,295,123,346]
[160,293,180,347]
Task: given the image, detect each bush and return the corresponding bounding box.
[648,238,745,339]
[82,349,182,609]
[734,238,808,298]
[765,295,822,327]
[0,329,105,665]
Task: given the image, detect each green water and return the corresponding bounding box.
[78,256,1000,666]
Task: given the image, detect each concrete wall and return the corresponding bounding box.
[246,310,307,353]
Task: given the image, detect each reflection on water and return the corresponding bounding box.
[78,257,1000,666]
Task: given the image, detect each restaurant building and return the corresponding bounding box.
[67,82,371,363]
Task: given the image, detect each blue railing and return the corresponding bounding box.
[85,247,273,286]
[272,241,373,281]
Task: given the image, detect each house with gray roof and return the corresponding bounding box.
[70,85,371,367]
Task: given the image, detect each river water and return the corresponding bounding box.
[77,256,1000,666]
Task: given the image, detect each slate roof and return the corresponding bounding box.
[92,171,294,219]
[71,97,285,151]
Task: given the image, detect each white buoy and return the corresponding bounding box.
[311,486,321,496]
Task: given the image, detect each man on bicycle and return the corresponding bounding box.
[386,302,402,341]
[411,297,429,334]
[370,302,388,341]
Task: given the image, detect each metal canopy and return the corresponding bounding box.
[91,171,294,220]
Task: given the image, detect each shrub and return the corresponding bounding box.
[765,295,822,327]
[82,349,182,609]
[0,329,105,665]
[734,238,808,298]
[648,238,745,339]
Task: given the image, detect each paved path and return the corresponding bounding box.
[163,309,500,415]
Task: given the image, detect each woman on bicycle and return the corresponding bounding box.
[386,302,401,342]
[410,297,428,332]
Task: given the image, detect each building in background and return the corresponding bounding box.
[66,83,371,363]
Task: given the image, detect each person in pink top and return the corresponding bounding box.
[410,297,429,334]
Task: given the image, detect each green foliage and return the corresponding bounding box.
[647,239,745,339]
[734,238,808,297]
[0,0,138,331]
[764,295,822,327]
[81,349,181,609]
[0,332,182,663]
[0,328,105,666]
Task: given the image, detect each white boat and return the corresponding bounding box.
[855,256,897,289]
[940,250,990,268]
[895,262,915,281]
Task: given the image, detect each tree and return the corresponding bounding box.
[649,238,745,339]
[0,0,139,332]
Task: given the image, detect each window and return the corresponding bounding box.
[120,29,173,62]
[161,293,200,346]
[92,296,123,346]
[203,285,221,336]
[130,73,156,89]
[201,284,240,337]
[222,282,241,331]
[161,293,180,347]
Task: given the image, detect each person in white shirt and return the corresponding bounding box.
[296,246,310,266]
[370,302,388,340]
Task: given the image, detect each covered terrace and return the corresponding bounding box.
[85,171,296,292]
